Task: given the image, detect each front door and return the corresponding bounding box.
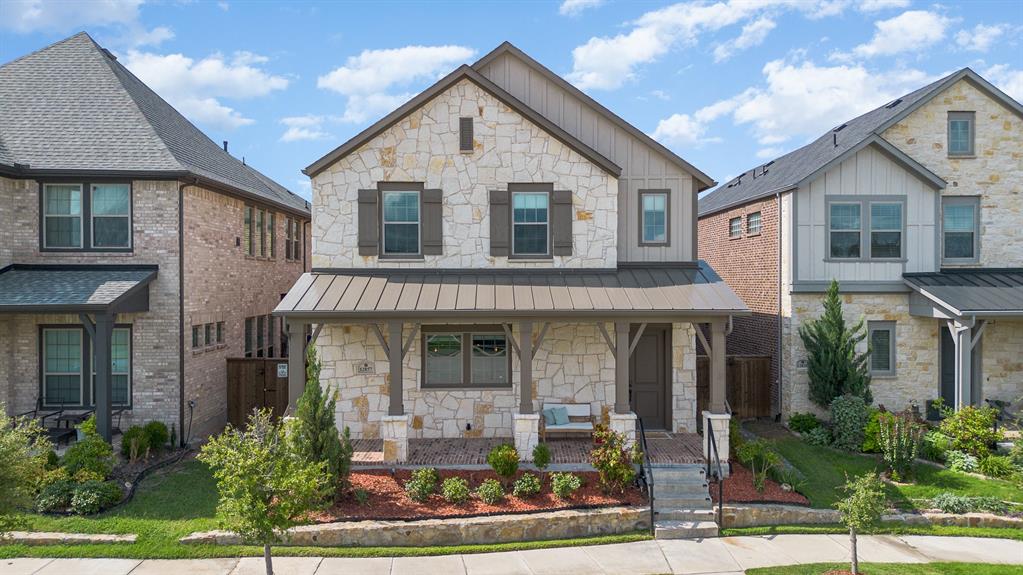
[630,324,671,430]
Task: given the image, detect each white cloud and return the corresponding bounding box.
[559,0,604,16]
[857,0,909,12]
[650,90,671,101]
[756,147,784,159]
[846,10,952,59]
[983,64,1023,102]
[121,50,289,130]
[280,115,330,142]
[1,0,172,48]
[317,45,475,124]
[714,17,776,62]
[651,113,719,147]
[955,24,1008,53]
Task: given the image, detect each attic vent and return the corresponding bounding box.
[101,48,117,61]
[832,124,847,132]
[459,117,473,152]
[726,174,744,188]
[884,98,903,109]
[753,160,773,179]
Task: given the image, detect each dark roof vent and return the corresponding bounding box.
[884,98,903,109]
[101,48,117,61]
[726,174,744,188]
[832,124,847,132]
[223,140,228,152]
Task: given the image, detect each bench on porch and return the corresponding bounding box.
[540,403,595,441]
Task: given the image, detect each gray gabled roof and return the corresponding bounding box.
[304,63,622,179]
[904,269,1023,318]
[698,67,1023,218]
[0,32,309,216]
[473,42,717,191]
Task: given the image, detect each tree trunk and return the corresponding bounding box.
[264,543,273,575]
[850,526,858,575]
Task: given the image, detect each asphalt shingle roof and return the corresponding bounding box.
[0,266,157,311]
[0,32,308,215]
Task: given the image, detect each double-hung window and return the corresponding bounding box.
[91,184,130,248]
[512,191,549,256]
[948,112,975,157]
[829,203,861,259]
[92,328,131,405]
[42,182,131,250]
[285,217,302,261]
[868,321,896,377]
[42,326,131,407]
[869,202,903,259]
[639,191,668,245]
[728,217,742,239]
[942,197,979,263]
[244,205,274,259]
[747,211,762,235]
[381,190,420,256]
[43,184,83,248]
[423,328,510,388]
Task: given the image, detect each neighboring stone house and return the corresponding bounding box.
[698,68,1023,420]
[277,42,747,463]
[0,33,310,441]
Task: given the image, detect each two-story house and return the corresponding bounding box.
[698,68,1023,420]
[0,33,311,442]
[276,43,747,465]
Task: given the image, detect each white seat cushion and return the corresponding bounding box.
[547,422,594,431]
[543,403,591,418]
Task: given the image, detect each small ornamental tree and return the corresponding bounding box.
[199,409,328,575]
[835,472,887,575]
[0,409,48,534]
[291,345,353,499]
[798,279,873,408]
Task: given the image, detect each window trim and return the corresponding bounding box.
[825,196,907,262]
[746,211,763,236]
[867,320,897,377]
[638,189,670,246]
[509,185,553,259]
[728,216,742,239]
[947,111,976,157]
[39,324,133,409]
[378,182,424,259]
[941,195,981,265]
[420,325,513,389]
[868,201,904,260]
[89,183,132,249]
[40,180,134,253]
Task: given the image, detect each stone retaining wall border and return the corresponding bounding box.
[721,503,1023,529]
[6,532,137,545]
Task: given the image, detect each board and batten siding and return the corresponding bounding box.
[476,52,698,264]
[794,144,938,283]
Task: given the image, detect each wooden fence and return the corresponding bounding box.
[226,358,290,428]
[696,355,773,423]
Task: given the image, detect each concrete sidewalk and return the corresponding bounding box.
[2,535,1021,574]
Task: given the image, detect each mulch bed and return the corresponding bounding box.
[709,463,810,506]
[310,469,646,522]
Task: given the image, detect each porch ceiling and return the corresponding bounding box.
[904,268,1023,319]
[273,263,749,321]
[0,264,157,313]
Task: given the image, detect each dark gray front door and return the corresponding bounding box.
[630,324,671,430]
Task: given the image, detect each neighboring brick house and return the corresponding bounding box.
[699,68,1023,420]
[0,33,310,442]
[276,42,747,465]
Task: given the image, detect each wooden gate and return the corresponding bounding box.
[226,358,290,428]
[696,355,773,424]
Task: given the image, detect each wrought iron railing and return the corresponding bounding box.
[636,417,655,536]
[705,417,724,527]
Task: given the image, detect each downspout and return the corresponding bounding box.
[177,180,189,447]
[776,191,783,421]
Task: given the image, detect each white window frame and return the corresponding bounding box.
[728,216,742,239]
[868,201,903,260]
[747,211,762,236]
[941,196,980,264]
[381,190,422,256]
[511,191,550,256]
[89,183,131,249]
[868,321,896,377]
[42,183,84,249]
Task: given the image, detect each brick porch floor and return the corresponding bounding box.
[350,432,704,467]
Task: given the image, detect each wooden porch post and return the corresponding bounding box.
[614,321,630,414]
[286,320,308,411]
[709,318,727,413]
[92,313,114,442]
[388,320,404,416]
[519,320,533,414]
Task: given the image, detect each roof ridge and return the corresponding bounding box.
[0,31,97,71]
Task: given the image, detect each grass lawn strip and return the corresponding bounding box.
[721,523,1023,541]
[748,562,1023,575]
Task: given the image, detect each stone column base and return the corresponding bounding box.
[512,413,540,461]
[381,414,411,464]
[703,410,730,478]
[609,411,638,450]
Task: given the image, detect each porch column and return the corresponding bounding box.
[382,320,410,463]
[709,319,727,413]
[519,320,533,414]
[702,319,730,475]
[388,320,404,416]
[286,320,308,411]
[614,321,630,414]
[92,313,114,442]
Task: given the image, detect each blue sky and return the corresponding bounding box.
[2,0,1021,198]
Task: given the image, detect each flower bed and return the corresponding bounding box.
[710,463,810,506]
[310,469,645,522]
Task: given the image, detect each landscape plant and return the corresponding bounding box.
[921,431,952,462]
[835,472,887,575]
[486,443,520,487]
[142,421,169,454]
[441,477,470,504]
[512,473,542,498]
[198,409,328,575]
[787,412,821,434]
[550,472,582,499]
[291,346,353,499]
[69,480,122,515]
[977,455,1016,479]
[736,439,782,492]
[931,493,1009,515]
[589,427,640,494]
[121,426,149,461]
[878,411,924,482]
[62,416,114,479]
[861,409,884,453]
[797,280,873,408]
[938,403,1003,458]
[945,450,978,473]
[403,468,439,503]
[475,478,504,504]
[0,410,48,534]
[803,426,832,447]
[830,395,870,452]
[532,442,551,480]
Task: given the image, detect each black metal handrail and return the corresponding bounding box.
[705,417,724,527]
[636,417,655,536]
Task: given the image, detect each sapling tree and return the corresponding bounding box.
[798,279,873,407]
[0,409,48,535]
[835,472,887,575]
[199,409,328,575]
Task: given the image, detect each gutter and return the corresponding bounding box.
[775,191,783,420]
[177,180,189,447]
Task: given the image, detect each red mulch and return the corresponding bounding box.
[310,469,645,522]
[708,463,810,506]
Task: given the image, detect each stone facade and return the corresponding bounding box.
[979,319,1023,405]
[311,78,618,269]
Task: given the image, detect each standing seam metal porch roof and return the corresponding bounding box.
[274,263,748,320]
[904,269,1023,318]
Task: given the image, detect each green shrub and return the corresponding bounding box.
[486,444,519,486]
[830,394,869,452]
[120,426,149,460]
[550,472,582,499]
[736,439,781,492]
[532,443,551,476]
[512,473,542,498]
[70,480,121,515]
[861,409,883,453]
[142,421,170,454]
[475,478,504,505]
[403,468,439,503]
[921,431,951,462]
[589,427,639,494]
[35,480,75,513]
[440,477,470,504]
[938,404,1002,458]
[72,469,105,483]
[44,449,59,470]
[878,411,924,482]
[932,492,970,514]
[353,488,370,506]
[62,435,113,479]
[946,450,978,473]
[788,412,821,434]
[1009,439,1023,467]
[798,280,873,408]
[729,418,745,458]
[803,426,832,447]
[978,455,1016,479]
[970,496,1009,514]
[38,467,70,490]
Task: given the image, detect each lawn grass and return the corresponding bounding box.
[721,523,1023,541]
[748,562,1023,575]
[771,437,1023,509]
[0,459,652,559]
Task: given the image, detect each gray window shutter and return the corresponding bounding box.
[357,189,378,256]
[459,117,473,152]
[422,189,443,255]
[552,190,573,256]
[489,189,510,257]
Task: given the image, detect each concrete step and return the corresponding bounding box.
[653,495,713,509]
[654,520,719,539]
[655,508,718,521]
[648,472,708,485]
[653,482,709,497]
